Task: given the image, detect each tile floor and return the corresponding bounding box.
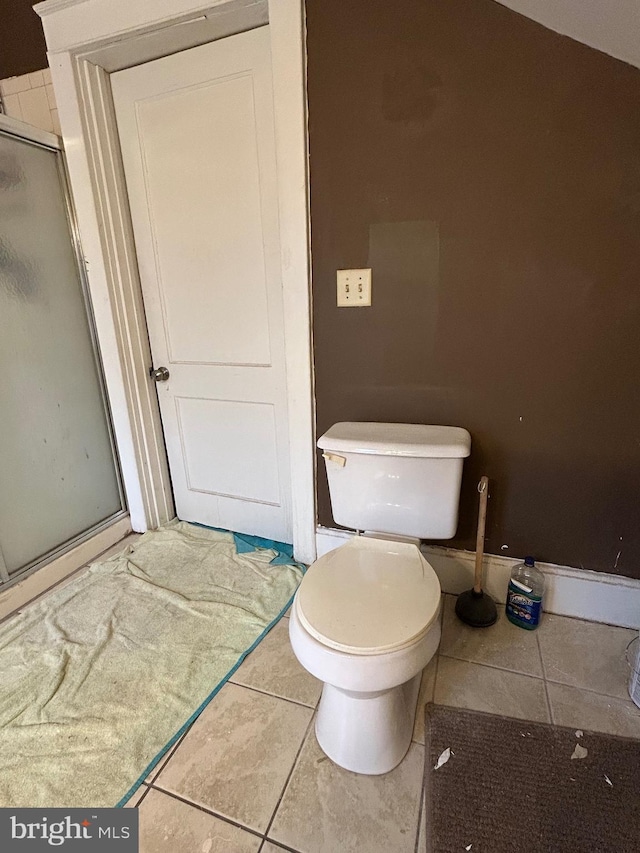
[121,593,640,853]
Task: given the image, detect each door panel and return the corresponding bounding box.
[133,73,272,366]
[177,398,280,504]
[112,26,292,541]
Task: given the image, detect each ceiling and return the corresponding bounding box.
[496,0,640,69]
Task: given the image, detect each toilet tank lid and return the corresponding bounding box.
[317,422,471,458]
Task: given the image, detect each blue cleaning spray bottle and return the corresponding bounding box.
[505,556,544,630]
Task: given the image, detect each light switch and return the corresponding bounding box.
[337,269,372,307]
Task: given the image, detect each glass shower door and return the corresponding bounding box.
[0,122,124,582]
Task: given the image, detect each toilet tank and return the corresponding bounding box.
[318,423,471,539]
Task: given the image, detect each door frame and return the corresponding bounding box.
[35,0,317,564]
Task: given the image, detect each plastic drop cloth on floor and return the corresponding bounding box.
[0,520,303,807]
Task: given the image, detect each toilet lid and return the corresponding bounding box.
[296,536,441,655]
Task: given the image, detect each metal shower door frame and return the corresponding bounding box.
[0,113,127,589]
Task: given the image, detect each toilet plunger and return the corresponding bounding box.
[454,475,498,627]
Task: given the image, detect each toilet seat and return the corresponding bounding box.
[295,536,441,655]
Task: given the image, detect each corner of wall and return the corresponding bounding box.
[0,67,60,135]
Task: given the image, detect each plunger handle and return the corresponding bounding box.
[474,476,489,594]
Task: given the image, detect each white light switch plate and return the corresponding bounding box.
[337,269,372,307]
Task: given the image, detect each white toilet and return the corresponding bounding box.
[289,422,471,775]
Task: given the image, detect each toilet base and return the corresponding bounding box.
[315,672,422,775]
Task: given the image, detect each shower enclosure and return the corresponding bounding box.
[0,115,125,587]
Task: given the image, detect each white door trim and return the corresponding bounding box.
[35,0,317,564]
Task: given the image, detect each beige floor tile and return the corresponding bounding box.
[231,618,322,707]
[434,657,550,722]
[440,594,543,676]
[269,729,423,853]
[155,683,312,832]
[538,614,635,699]
[261,843,292,853]
[412,656,438,744]
[139,788,261,853]
[547,682,640,738]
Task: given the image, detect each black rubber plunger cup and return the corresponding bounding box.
[455,476,498,627]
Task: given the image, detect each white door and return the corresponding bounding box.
[111,26,292,542]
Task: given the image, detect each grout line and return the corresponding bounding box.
[535,620,637,706]
[140,672,318,812]
[432,652,441,701]
[121,780,150,809]
[441,645,638,717]
[260,838,300,853]
[543,677,640,707]
[415,657,435,853]
[228,679,320,711]
[133,782,151,808]
[544,682,555,724]
[442,644,635,706]
[146,724,193,785]
[536,633,554,723]
[414,727,427,853]
[262,712,316,843]
[438,651,545,681]
[414,775,426,853]
[149,784,264,840]
[539,610,639,630]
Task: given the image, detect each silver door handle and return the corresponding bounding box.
[150,366,170,382]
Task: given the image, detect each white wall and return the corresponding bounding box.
[495,0,640,69]
[0,68,60,134]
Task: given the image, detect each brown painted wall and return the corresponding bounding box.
[0,2,47,79]
[307,0,640,578]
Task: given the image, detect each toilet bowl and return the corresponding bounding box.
[290,421,470,775]
[289,535,441,775]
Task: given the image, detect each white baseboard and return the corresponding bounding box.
[316,527,640,630]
